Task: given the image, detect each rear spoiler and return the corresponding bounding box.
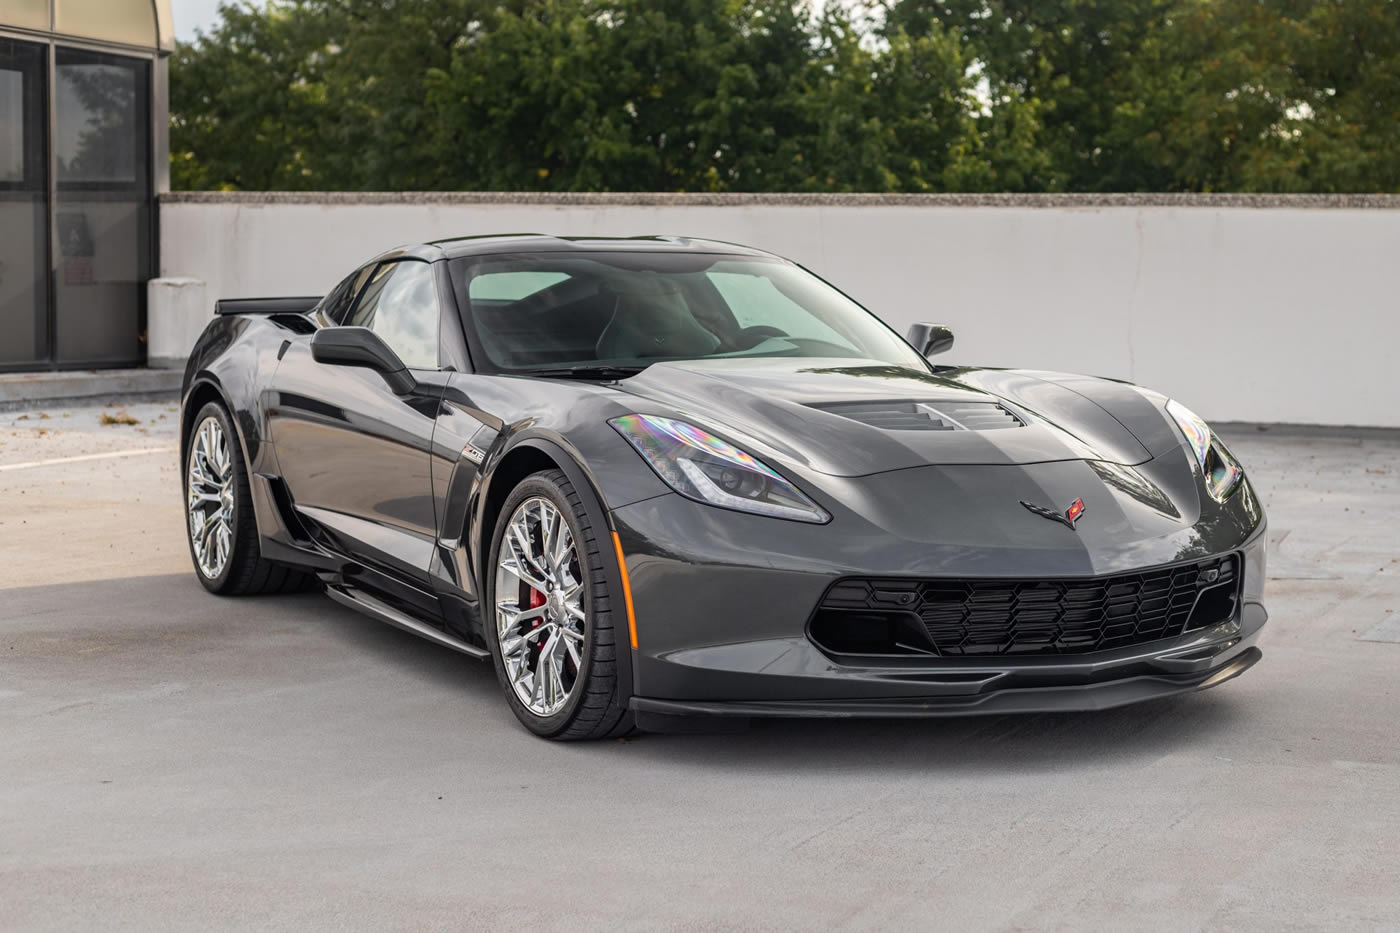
[214,296,321,316]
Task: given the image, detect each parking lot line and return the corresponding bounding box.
[0,446,176,472]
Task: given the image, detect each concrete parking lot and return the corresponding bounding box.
[1,403,1397,931]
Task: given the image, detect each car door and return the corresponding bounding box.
[267,259,448,585]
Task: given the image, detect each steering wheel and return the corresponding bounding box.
[734,325,789,349]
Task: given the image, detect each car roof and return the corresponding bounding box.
[366,234,782,265]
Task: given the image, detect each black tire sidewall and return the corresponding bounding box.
[485,472,606,737]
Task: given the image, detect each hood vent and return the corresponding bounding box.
[931,400,1025,430]
[810,400,1025,432]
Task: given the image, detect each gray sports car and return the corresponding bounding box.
[181,235,1267,739]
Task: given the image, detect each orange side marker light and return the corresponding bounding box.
[611,531,638,650]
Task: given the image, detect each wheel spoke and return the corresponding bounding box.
[548,633,568,707]
[500,633,526,658]
[563,633,582,669]
[508,520,551,584]
[214,521,230,569]
[212,426,230,476]
[532,638,552,709]
[500,552,548,593]
[543,505,567,575]
[198,423,221,481]
[497,602,549,630]
[200,513,219,556]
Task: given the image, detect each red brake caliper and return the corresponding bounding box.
[527,585,547,651]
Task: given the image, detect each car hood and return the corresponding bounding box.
[617,358,1154,477]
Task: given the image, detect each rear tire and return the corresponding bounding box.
[184,400,315,595]
[486,469,632,740]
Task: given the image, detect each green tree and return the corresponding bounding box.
[171,0,504,190]
[887,0,1183,190]
[172,0,1400,193]
[885,0,1400,192]
[426,0,829,191]
[1268,0,1400,192]
[171,2,330,189]
[799,15,983,191]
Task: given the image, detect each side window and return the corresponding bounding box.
[318,264,375,325]
[320,263,375,325]
[347,261,440,369]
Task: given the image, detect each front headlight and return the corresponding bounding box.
[610,414,830,523]
[1166,399,1243,502]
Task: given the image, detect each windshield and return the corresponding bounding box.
[449,251,928,374]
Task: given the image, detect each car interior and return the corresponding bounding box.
[461,258,860,370]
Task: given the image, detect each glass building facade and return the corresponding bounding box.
[0,1,171,371]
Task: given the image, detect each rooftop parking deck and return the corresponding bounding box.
[1,407,1397,930]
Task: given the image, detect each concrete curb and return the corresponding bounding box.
[0,369,183,412]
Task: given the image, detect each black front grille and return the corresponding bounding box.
[813,555,1240,657]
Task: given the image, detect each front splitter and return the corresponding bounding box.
[631,647,1261,720]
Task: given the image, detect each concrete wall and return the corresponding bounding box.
[160,193,1400,428]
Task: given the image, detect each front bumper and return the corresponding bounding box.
[610,460,1268,715]
[631,641,1262,719]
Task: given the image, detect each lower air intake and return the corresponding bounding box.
[812,555,1241,657]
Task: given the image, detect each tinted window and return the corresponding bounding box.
[319,264,374,324]
[52,48,150,366]
[56,59,140,184]
[0,38,48,366]
[451,252,926,373]
[347,261,440,369]
[707,271,849,347]
[469,271,570,301]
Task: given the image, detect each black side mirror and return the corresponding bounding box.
[311,326,416,394]
[906,322,955,358]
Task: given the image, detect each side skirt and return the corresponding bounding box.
[325,584,489,660]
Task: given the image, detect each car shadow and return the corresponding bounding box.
[4,573,1253,776]
[603,692,1248,776]
[271,586,1255,774]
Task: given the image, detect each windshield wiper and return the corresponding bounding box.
[525,364,648,380]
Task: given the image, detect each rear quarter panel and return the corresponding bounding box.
[181,315,295,472]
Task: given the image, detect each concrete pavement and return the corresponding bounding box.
[1,408,1397,931]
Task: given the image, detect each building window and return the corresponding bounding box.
[0,38,49,367]
[53,47,151,366]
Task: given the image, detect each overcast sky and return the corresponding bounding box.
[172,0,265,41]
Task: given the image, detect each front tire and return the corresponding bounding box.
[184,401,312,595]
[486,469,631,740]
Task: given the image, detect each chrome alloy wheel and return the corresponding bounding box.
[187,415,234,579]
[494,496,586,717]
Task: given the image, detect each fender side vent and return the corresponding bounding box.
[265,474,313,543]
[269,314,316,335]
